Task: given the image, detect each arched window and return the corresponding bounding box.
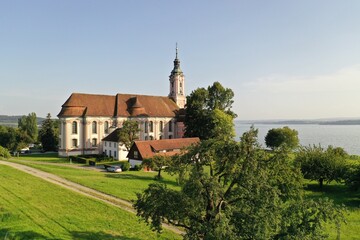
[72,121,77,134]
[149,136,154,140]
[149,121,153,132]
[160,121,163,132]
[92,121,97,134]
[104,121,109,134]
[168,135,172,139]
[159,135,163,140]
[145,122,148,133]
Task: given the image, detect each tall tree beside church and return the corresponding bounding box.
[18,112,38,143]
[39,113,58,152]
[118,120,140,151]
[184,82,237,140]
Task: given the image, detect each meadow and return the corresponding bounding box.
[0,164,180,239]
[4,153,360,239]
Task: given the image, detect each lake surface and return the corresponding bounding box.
[235,122,360,155]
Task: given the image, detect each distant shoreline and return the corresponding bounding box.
[236,119,360,126]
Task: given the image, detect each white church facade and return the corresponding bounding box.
[57,48,187,157]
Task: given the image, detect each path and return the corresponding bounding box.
[0,160,184,235]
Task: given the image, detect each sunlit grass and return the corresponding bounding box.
[0,165,180,239]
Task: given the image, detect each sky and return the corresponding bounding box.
[1,0,360,120]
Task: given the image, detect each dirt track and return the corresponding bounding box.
[0,160,183,235]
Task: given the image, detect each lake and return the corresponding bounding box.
[235,122,360,155]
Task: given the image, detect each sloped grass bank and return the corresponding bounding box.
[0,165,180,240]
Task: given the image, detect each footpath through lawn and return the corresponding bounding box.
[0,164,181,239]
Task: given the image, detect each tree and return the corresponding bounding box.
[265,126,299,150]
[142,155,171,179]
[184,82,237,140]
[39,113,58,152]
[134,127,345,239]
[295,145,347,188]
[18,112,38,143]
[0,146,11,159]
[118,120,140,151]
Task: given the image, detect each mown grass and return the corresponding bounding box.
[10,154,360,239]
[10,159,180,202]
[0,165,180,240]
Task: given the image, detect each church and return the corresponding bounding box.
[57,48,187,157]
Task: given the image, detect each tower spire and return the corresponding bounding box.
[172,43,182,74]
[176,42,178,59]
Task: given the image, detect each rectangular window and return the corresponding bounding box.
[114,151,117,158]
[168,121,172,132]
[134,150,138,159]
[105,142,107,147]
[72,139,78,147]
[92,138,97,147]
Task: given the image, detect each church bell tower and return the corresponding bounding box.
[169,44,186,109]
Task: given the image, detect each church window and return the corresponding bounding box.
[145,136,148,140]
[149,121,153,132]
[72,121,77,134]
[168,121,172,132]
[92,121,97,134]
[72,139,78,147]
[92,138,97,147]
[149,136,154,140]
[145,122,148,133]
[180,82,182,87]
[104,121,109,134]
[160,121,163,132]
[168,135,172,139]
[159,135,163,140]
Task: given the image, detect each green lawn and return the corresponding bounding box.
[0,165,180,239]
[10,158,180,202]
[9,154,360,239]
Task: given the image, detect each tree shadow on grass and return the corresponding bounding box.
[0,228,54,240]
[305,182,360,208]
[71,231,142,240]
[105,173,180,188]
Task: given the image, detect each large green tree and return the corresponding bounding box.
[142,155,171,180]
[18,112,38,143]
[0,126,30,152]
[265,126,299,150]
[295,145,347,188]
[118,120,140,151]
[184,82,236,140]
[134,128,345,239]
[38,113,58,152]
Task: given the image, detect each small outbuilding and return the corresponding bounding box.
[102,128,128,160]
[127,137,200,168]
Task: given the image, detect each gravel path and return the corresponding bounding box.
[0,160,183,235]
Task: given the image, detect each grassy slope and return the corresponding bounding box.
[11,153,360,239]
[0,165,180,240]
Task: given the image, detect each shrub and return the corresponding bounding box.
[0,146,11,159]
[121,162,130,171]
[134,164,142,171]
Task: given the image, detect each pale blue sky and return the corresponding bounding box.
[1,0,360,120]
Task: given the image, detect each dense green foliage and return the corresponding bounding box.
[143,155,171,179]
[0,125,31,152]
[135,128,345,239]
[18,112,38,143]
[265,126,299,150]
[184,82,236,140]
[0,146,11,159]
[38,113,58,152]
[118,120,140,151]
[295,145,348,188]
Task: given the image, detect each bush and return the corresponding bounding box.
[133,164,142,171]
[0,146,11,159]
[121,162,130,171]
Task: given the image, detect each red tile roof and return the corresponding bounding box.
[130,137,200,159]
[58,93,180,117]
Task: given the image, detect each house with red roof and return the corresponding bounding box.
[127,137,200,168]
[57,48,187,157]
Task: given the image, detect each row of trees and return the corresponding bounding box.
[134,82,348,239]
[0,113,59,154]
